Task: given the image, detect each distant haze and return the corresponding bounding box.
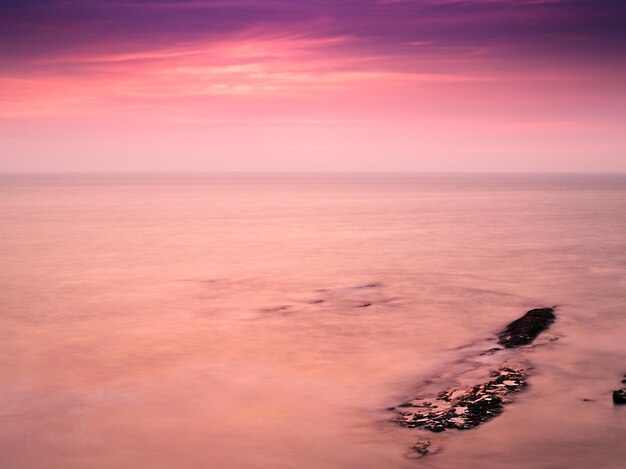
[0,0,625,172]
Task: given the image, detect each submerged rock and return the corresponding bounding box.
[498,307,556,348]
[408,439,441,459]
[397,367,528,432]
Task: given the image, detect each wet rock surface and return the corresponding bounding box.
[498,307,556,348]
[397,367,527,432]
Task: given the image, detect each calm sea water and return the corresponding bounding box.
[1,173,625,469]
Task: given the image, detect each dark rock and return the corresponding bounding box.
[613,389,626,405]
[397,367,528,432]
[613,374,626,404]
[358,303,372,308]
[498,307,556,348]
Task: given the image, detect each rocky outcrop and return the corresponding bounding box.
[497,307,556,348]
[391,307,557,458]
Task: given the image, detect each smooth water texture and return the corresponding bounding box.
[1,173,625,468]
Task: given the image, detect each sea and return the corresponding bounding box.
[1,173,625,468]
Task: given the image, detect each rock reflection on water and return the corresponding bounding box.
[0,173,625,469]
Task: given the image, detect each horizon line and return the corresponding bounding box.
[2,170,626,176]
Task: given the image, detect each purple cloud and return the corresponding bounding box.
[1,0,624,71]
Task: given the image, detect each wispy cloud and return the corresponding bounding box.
[0,0,623,120]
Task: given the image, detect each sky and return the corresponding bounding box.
[0,0,625,172]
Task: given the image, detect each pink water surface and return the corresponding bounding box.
[1,173,625,468]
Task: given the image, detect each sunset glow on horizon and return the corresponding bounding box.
[1,0,625,172]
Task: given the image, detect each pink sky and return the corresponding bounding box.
[0,0,624,172]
